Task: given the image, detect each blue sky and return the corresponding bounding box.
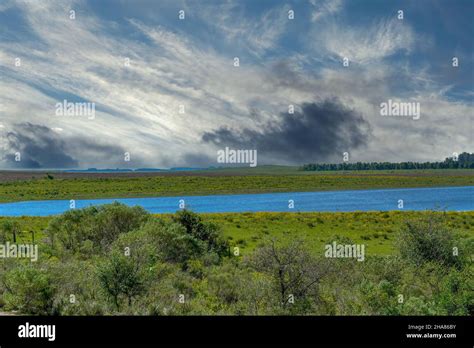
[0,0,472,169]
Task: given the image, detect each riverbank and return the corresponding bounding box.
[2,210,473,256]
[1,168,473,203]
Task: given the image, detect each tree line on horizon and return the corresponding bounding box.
[301,152,474,171]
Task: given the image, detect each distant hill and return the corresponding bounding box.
[65,167,209,173]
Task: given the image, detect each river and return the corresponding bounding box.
[0,186,472,216]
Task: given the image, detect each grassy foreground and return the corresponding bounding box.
[3,211,473,256]
[0,206,472,316]
[0,168,473,203]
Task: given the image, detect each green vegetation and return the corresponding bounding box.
[2,210,473,257]
[0,220,21,243]
[302,152,474,171]
[0,204,472,315]
[205,211,474,256]
[1,169,473,203]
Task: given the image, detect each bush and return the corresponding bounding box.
[97,253,145,310]
[147,219,206,264]
[397,214,463,268]
[3,264,55,315]
[435,268,474,315]
[0,220,21,243]
[172,210,230,258]
[246,239,330,313]
[111,211,231,269]
[49,259,106,315]
[357,278,401,315]
[91,203,149,249]
[47,202,149,254]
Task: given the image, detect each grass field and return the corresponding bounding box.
[1,168,473,203]
[3,211,473,257]
[206,211,474,256]
[1,168,473,256]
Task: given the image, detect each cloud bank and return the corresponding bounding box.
[203,99,372,164]
[0,0,472,168]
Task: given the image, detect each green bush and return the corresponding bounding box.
[97,252,145,310]
[435,268,474,315]
[172,210,230,258]
[47,202,149,254]
[246,239,329,314]
[49,259,106,315]
[3,264,55,315]
[147,219,206,264]
[397,214,463,268]
[0,220,21,243]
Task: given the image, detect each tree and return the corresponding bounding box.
[246,239,329,312]
[92,202,149,249]
[1,220,21,243]
[172,210,230,258]
[47,202,149,254]
[397,214,463,268]
[97,253,145,309]
[300,152,474,171]
[152,220,205,264]
[3,265,54,315]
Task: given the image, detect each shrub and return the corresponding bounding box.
[47,202,149,254]
[3,264,55,315]
[91,203,149,249]
[172,210,229,258]
[147,220,206,264]
[49,260,106,315]
[435,268,474,315]
[246,239,330,313]
[0,220,21,243]
[397,214,463,268]
[97,253,145,310]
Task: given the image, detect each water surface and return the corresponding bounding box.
[0,186,472,216]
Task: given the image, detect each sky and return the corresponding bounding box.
[0,0,473,169]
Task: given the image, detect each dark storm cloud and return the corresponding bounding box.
[4,123,78,168]
[202,99,372,164]
[1,123,132,169]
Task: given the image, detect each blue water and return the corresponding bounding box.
[0,186,472,217]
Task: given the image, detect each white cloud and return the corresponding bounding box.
[0,0,471,167]
[0,0,298,167]
[195,1,290,57]
[310,0,343,22]
[0,0,14,12]
[318,18,415,63]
